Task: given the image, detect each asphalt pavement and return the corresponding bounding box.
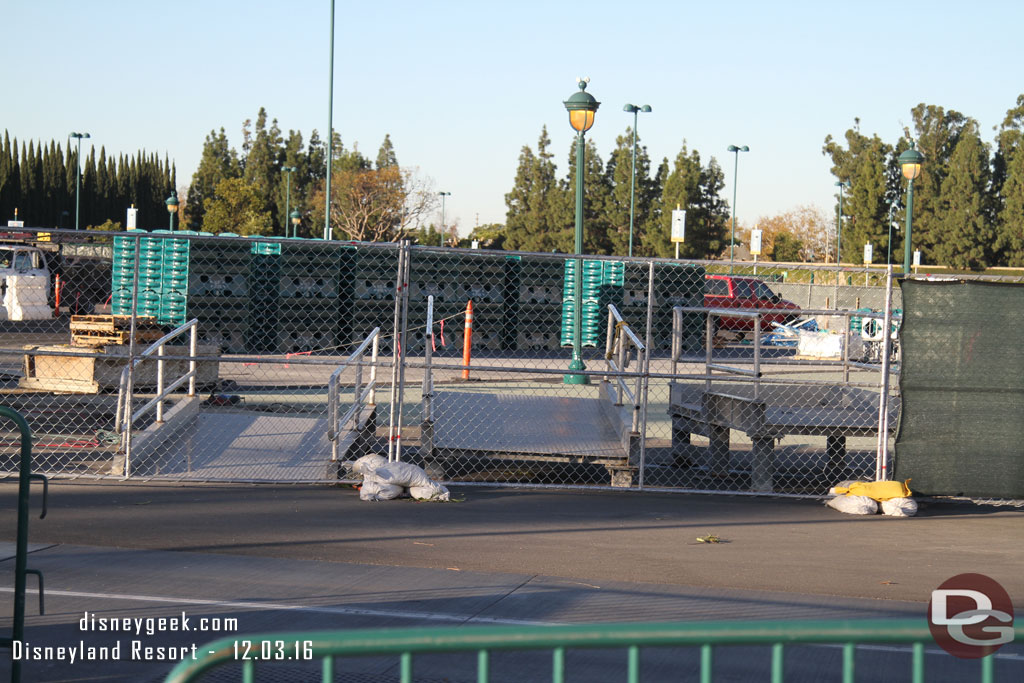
[1,482,1022,682]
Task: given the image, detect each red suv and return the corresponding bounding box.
[704,274,800,332]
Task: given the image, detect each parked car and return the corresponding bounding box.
[704,274,800,335]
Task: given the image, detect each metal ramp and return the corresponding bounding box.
[421,383,641,486]
[123,405,376,482]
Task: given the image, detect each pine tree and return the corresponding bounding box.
[376,134,398,169]
[559,137,611,254]
[993,95,1024,265]
[504,127,566,252]
[185,128,241,230]
[645,143,702,258]
[605,128,653,256]
[242,108,284,228]
[934,121,994,269]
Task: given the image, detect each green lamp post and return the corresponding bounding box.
[835,180,850,265]
[165,191,179,231]
[623,103,651,258]
[290,208,302,238]
[325,0,336,240]
[563,78,600,385]
[438,191,451,246]
[69,132,90,230]
[899,141,924,275]
[282,166,297,236]
[727,144,749,266]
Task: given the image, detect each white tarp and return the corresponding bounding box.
[3,274,51,320]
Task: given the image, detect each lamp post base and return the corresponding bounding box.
[563,358,589,385]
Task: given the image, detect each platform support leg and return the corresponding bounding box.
[671,418,693,467]
[750,436,775,492]
[826,435,847,480]
[709,425,730,477]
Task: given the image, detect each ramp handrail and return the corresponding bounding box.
[115,319,199,436]
[328,327,380,462]
[604,304,646,434]
[164,618,1019,683]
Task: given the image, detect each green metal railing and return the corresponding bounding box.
[164,618,1020,683]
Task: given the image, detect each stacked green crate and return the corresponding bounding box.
[275,240,351,354]
[501,256,521,350]
[351,246,399,354]
[515,257,564,351]
[654,262,706,352]
[561,260,622,348]
[157,230,191,327]
[413,251,507,353]
[187,234,252,353]
[246,239,281,354]
[110,234,136,315]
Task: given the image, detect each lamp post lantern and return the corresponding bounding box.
[727,144,749,267]
[623,103,652,258]
[69,132,90,230]
[438,191,451,246]
[290,209,301,239]
[835,180,850,265]
[282,166,296,236]
[563,78,600,384]
[899,141,924,275]
[165,191,179,231]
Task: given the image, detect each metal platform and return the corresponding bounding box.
[421,386,639,486]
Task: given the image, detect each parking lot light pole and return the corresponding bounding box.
[282,166,296,236]
[727,144,749,267]
[623,103,651,258]
[438,191,451,246]
[69,132,90,230]
[835,180,850,265]
[165,191,179,231]
[899,141,924,275]
[563,78,600,385]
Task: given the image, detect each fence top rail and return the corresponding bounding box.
[674,306,902,320]
[166,618,1011,683]
[607,304,645,351]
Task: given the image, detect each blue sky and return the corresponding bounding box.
[4,1,1022,235]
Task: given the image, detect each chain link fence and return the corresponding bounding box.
[2,228,1017,498]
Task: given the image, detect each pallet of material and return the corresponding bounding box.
[70,314,164,346]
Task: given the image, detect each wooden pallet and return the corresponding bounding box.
[70,314,163,346]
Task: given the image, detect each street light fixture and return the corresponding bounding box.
[282,166,297,236]
[438,191,451,246]
[69,132,90,230]
[727,144,749,266]
[623,104,652,258]
[290,209,302,239]
[899,141,924,275]
[563,77,600,385]
[165,191,179,231]
[835,180,850,265]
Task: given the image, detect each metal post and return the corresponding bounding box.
[324,0,335,240]
[394,242,411,462]
[903,179,915,276]
[188,323,197,397]
[875,265,895,481]
[565,129,587,384]
[156,344,165,423]
[122,233,143,478]
[628,112,638,258]
[637,261,655,490]
[387,244,405,461]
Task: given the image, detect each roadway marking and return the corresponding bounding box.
[0,586,559,627]
[2,587,1020,662]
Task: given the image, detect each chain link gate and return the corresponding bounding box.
[0,227,929,496]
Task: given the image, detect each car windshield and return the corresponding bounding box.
[750,281,778,300]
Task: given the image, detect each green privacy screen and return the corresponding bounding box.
[895,279,1024,498]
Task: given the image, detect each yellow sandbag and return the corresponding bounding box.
[834,479,912,501]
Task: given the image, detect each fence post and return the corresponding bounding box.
[638,262,655,490]
[875,265,895,481]
[387,243,407,462]
[122,232,143,479]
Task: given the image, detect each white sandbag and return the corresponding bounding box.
[373,461,436,489]
[351,453,388,475]
[408,482,450,502]
[826,495,878,515]
[359,471,404,501]
[881,497,918,517]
